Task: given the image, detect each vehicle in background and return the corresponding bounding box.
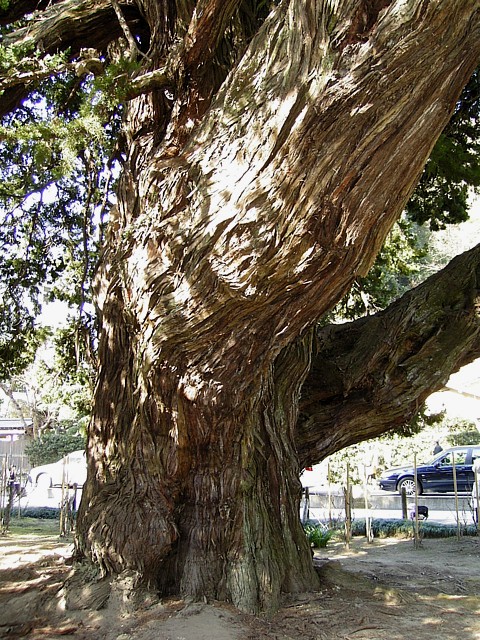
[378,446,480,496]
[28,450,87,488]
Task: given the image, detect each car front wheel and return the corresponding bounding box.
[397,477,422,496]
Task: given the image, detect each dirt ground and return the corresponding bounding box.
[1,519,479,640]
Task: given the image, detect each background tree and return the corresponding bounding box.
[0,325,91,440]
[25,429,86,466]
[1,0,480,614]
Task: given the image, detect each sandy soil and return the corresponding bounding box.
[1,520,479,640]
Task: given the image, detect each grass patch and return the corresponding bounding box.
[3,517,60,537]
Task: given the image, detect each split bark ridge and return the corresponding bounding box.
[1,0,480,614]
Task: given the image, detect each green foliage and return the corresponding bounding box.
[1,323,93,439]
[0,42,35,74]
[25,430,86,467]
[351,518,413,538]
[335,216,428,319]
[0,43,123,379]
[304,524,335,548]
[91,58,141,113]
[446,421,480,447]
[382,406,444,440]
[407,69,480,231]
[0,319,48,381]
[37,327,94,418]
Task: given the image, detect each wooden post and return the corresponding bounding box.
[69,483,78,532]
[414,454,420,548]
[2,464,14,534]
[16,463,23,519]
[327,462,332,528]
[344,462,352,549]
[475,465,479,534]
[401,487,408,519]
[302,486,310,524]
[452,452,460,541]
[0,456,7,527]
[59,456,67,537]
[363,465,373,543]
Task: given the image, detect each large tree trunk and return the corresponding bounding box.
[78,295,319,612]
[75,0,480,614]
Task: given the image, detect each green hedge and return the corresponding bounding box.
[351,518,478,538]
[19,507,62,519]
[304,518,478,542]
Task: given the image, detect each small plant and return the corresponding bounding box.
[304,524,335,548]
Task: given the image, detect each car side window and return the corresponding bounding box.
[438,451,468,466]
[454,451,468,465]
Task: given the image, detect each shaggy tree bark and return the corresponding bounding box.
[74,0,480,613]
[2,0,480,614]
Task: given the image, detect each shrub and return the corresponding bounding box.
[351,518,478,538]
[20,507,61,519]
[304,523,335,548]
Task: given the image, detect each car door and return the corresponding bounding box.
[426,449,469,492]
[451,449,470,492]
[425,451,454,492]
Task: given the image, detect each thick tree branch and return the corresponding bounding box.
[110,0,143,61]
[0,59,71,93]
[0,0,145,118]
[295,244,480,467]
[0,0,56,26]
[3,0,128,53]
[125,67,172,100]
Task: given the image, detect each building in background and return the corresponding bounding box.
[0,418,32,471]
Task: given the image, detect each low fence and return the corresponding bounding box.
[306,490,473,512]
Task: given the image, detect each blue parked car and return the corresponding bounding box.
[378,446,480,495]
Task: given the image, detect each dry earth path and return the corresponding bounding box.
[0,519,479,639]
